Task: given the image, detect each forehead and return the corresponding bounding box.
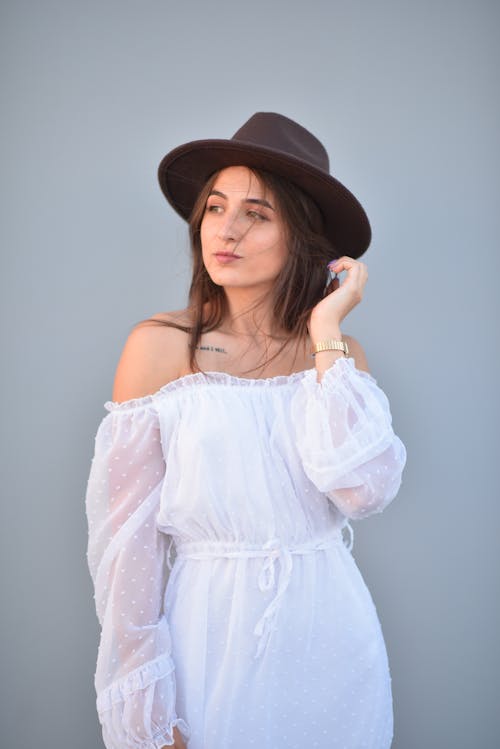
[211,165,268,197]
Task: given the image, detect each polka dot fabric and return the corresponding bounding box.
[85,356,406,748]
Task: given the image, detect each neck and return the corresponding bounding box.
[220,287,283,339]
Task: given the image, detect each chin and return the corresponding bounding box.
[206,269,240,286]
[205,264,280,291]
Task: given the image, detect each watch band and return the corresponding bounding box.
[311,339,349,357]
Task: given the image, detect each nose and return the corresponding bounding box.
[216,210,242,243]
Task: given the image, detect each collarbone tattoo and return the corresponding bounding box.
[194,343,228,354]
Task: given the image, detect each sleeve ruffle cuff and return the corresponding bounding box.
[96,654,190,749]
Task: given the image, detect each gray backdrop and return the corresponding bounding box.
[1,1,498,747]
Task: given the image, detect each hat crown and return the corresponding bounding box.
[231,112,330,174]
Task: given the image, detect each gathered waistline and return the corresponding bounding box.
[173,526,351,560]
[168,524,353,660]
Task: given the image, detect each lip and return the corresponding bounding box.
[214,252,242,264]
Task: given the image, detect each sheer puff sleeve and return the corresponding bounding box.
[291,356,407,520]
[85,398,190,749]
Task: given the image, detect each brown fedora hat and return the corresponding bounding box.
[157,112,371,258]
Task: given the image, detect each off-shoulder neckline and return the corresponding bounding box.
[103,366,317,412]
[102,357,370,413]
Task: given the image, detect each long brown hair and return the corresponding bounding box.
[141,167,338,373]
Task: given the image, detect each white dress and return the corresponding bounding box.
[85,356,407,749]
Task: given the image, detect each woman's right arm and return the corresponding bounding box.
[85,323,190,748]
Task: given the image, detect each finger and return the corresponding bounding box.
[334,256,366,269]
[329,255,356,265]
[329,257,363,274]
[326,265,337,283]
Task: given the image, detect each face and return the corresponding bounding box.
[200,166,288,293]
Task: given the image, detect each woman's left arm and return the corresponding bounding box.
[290,256,407,520]
[291,353,407,519]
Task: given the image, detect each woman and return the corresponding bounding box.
[85,112,407,749]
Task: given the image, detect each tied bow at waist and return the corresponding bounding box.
[170,524,353,659]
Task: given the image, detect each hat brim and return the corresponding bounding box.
[158,139,371,258]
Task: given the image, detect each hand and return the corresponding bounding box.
[163,725,187,749]
[308,256,368,341]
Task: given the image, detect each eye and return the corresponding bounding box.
[247,210,268,221]
[205,203,223,214]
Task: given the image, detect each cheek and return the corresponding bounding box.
[200,222,212,260]
[257,227,287,258]
[272,234,289,269]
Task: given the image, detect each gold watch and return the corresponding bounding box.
[311,339,349,357]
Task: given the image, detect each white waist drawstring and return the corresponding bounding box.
[172,522,353,660]
[342,520,354,551]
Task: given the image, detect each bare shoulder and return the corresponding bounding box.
[343,334,370,373]
[148,308,193,327]
[111,308,192,403]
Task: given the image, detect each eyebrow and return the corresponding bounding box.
[209,189,275,211]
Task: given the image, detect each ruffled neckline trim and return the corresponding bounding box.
[104,367,312,412]
[103,357,373,412]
